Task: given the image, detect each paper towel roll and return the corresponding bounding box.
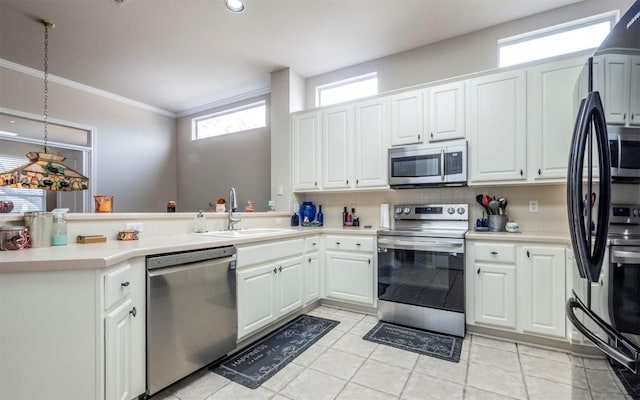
[380,204,390,228]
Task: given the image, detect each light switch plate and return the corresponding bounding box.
[529,201,538,213]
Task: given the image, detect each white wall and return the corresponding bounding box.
[304,0,634,108]
[0,66,177,213]
[175,96,271,212]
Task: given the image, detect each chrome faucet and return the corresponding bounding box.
[228,187,241,230]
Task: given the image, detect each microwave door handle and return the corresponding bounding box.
[441,149,445,182]
[617,133,622,170]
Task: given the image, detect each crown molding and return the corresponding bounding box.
[0,58,176,118]
[177,87,271,118]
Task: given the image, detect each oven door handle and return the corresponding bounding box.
[377,238,463,253]
[611,249,640,264]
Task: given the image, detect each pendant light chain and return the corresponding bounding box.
[43,21,50,153]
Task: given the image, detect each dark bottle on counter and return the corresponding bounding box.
[317,205,324,226]
[167,201,176,212]
[291,212,300,226]
[342,206,348,225]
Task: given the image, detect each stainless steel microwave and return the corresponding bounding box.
[388,140,467,188]
[609,126,640,183]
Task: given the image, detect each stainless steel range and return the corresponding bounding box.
[377,203,468,337]
[607,203,640,348]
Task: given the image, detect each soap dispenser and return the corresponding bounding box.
[51,208,69,246]
[193,210,208,233]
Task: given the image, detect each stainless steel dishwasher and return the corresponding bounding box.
[146,246,237,396]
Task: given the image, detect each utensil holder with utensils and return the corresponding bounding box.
[488,215,506,232]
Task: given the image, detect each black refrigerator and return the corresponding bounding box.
[566,0,640,374]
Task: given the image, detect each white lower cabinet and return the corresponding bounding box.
[304,235,322,304]
[467,241,567,340]
[324,235,375,306]
[0,258,145,400]
[517,245,566,338]
[473,262,517,329]
[236,239,304,340]
[102,259,146,400]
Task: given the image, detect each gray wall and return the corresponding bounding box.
[304,0,634,108]
[176,96,271,212]
[0,66,177,213]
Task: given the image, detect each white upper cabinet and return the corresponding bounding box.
[354,98,389,188]
[425,81,466,142]
[292,111,321,191]
[469,69,527,183]
[528,55,587,180]
[390,89,424,146]
[603,54,640,127]
[322,105,353,189]
[630,55,640,127]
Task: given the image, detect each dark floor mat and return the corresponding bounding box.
[363,321,462,363]
[210,314,339,389]
[611,359,640,399]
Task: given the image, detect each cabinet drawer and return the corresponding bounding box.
[474,242,515,263]
[238,238,304,267]
[104,263,132,310]
[325,235,374,252]
[305,236,321,252]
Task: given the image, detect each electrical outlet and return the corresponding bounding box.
[126,222,144,232]
[529,201,539,213]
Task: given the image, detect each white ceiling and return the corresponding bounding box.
[0,0,582,115]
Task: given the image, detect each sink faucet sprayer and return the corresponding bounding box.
[228,187,241,230]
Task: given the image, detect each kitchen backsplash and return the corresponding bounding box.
[301,184,569,234]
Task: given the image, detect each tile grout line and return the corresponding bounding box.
[515,342,531,400]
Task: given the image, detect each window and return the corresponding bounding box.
[0,153,45,212]
[316,73,378,107]
[192,100,266,140]
[498,11,617,68]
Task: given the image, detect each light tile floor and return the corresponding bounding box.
[153,305,633,400]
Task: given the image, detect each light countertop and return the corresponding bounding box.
[465,230,571,245]
[0,226,377,273]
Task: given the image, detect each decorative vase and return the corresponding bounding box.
[299,201,316,225]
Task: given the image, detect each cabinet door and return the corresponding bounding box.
[390,89,424,146]
[306,252,321,303]
[105,298,132,400]
[322,105,353,189]
[325,251,374,305]
[474,262,517,329]
[519,246,566,338]
[426,82,465,142]
[276,257,304,315]
[237,263,277,339]
[469,70,527,183]
[630,55,640,127]
[292,111,321,191]
[354,98,389,188]
[604,55,631,125]
[529,56,586,180]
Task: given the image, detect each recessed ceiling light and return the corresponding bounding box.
[225,0,244,13]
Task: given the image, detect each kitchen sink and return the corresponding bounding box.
[193,228,294,238]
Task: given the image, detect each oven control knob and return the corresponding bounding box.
[447,207,455,215]
[403,207,411,215]
[395,207,403,215]
[457,207,466,215]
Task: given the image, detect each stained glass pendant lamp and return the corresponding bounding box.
[0,19,89,191]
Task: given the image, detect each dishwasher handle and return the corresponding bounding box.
[147,255,236,278]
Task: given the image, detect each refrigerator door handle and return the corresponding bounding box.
[567,291,640,373]
[567,89,611,283]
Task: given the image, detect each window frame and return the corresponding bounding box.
[498,10,619,68]
[191,100,267,141]
[315,72,378,107]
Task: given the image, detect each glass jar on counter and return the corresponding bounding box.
[0,226,30,250]
[167,201,176,212]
